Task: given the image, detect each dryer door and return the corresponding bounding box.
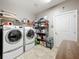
[26,29,35,39]
[6,30,22,44]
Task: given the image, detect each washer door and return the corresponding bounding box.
[26,29,35,39]
[6,30,22,44]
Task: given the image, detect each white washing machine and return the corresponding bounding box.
[3,25,23,59]
[24,27,36,51]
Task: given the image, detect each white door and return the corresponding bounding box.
[53,10,77,47]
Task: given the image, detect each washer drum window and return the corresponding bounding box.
[6,30,22,44]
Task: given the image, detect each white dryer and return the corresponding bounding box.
[24,27,36,51]
[3,25,23,59]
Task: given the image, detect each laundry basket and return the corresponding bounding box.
[46,37,54,49]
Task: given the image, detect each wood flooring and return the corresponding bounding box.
[56,40,79,59]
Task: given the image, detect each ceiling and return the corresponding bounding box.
[0,0,65,17]
[0,0,65,15]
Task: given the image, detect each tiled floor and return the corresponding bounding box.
[16,45,58,59]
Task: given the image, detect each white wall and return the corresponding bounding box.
[36,0,79,43]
